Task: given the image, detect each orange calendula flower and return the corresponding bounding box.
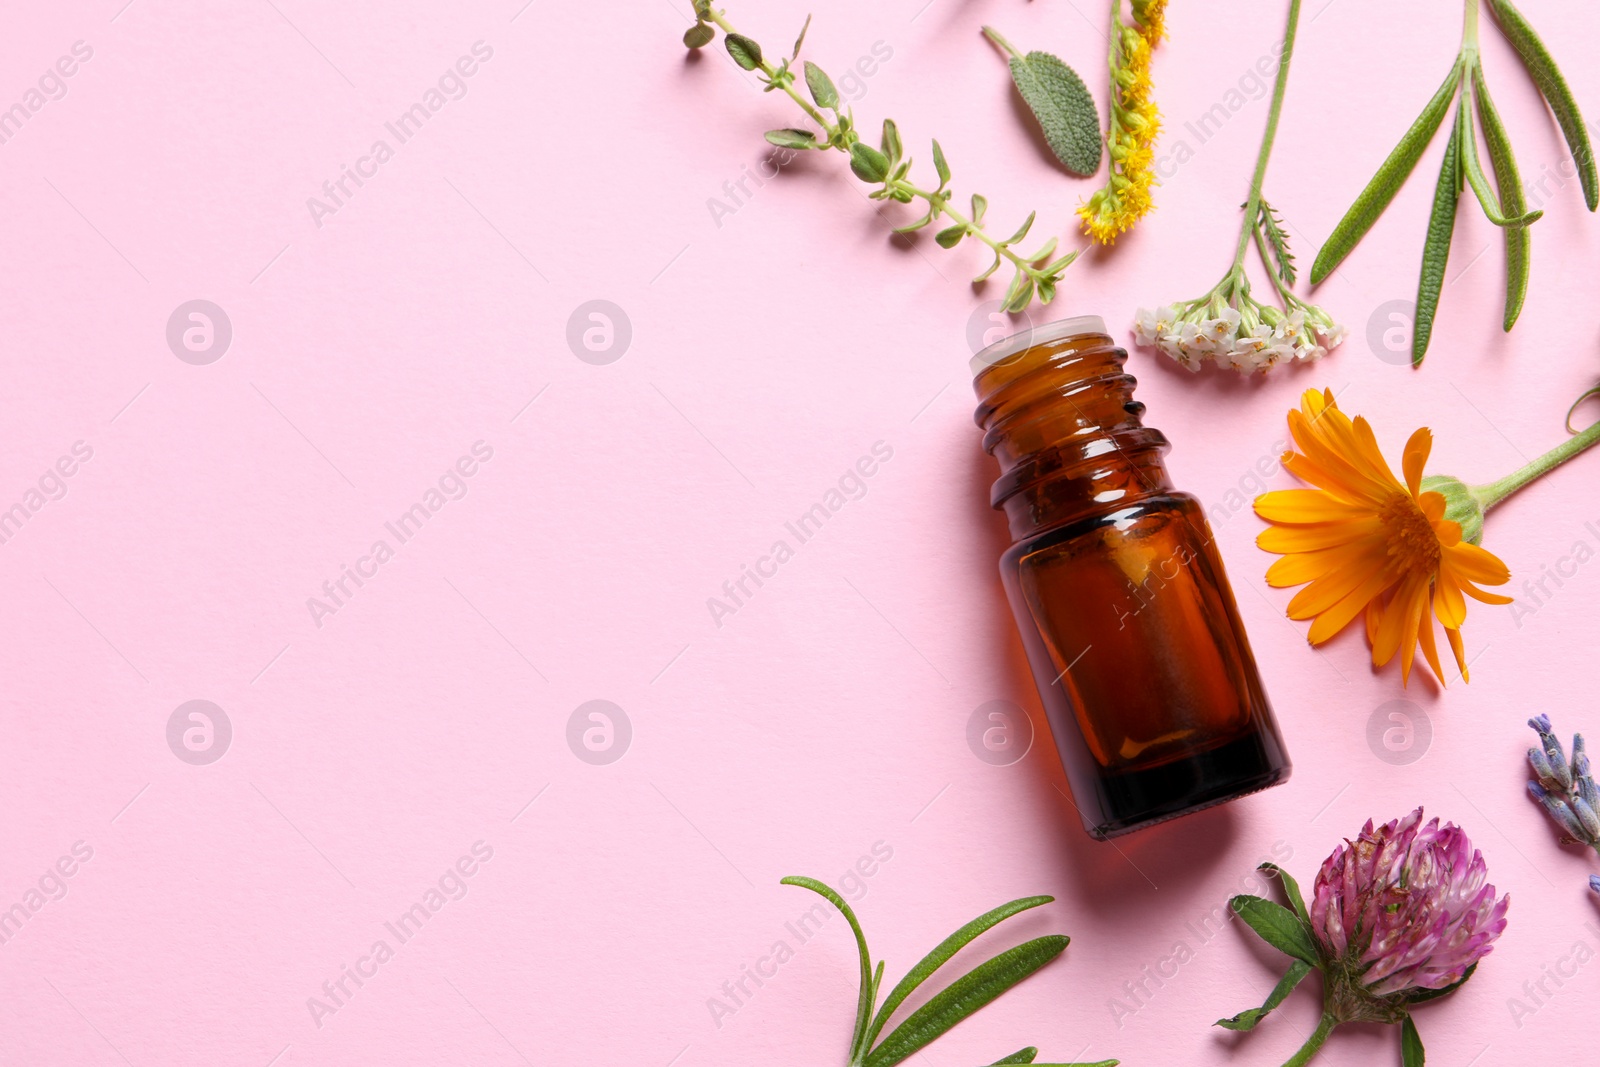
[1254,388,1512,686]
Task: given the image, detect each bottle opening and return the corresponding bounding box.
[969,314,1109,377]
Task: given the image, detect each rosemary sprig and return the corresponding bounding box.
[1309,0,1592,365]
[780,876,1117,1067]
[682,3,1076,312]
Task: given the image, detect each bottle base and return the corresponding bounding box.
[1084,733,1292,840]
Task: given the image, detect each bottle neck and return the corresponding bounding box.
[972,325,1172,542]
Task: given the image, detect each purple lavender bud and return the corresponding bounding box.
[1530,781,1585,839]
[1529,718,1573,791]
[1310,808,1508,1005]
[1572,797,1600,845]
[1529,746,1561,789]
[1591,875,1600,895]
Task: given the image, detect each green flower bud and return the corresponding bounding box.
[1419,474,1488,545]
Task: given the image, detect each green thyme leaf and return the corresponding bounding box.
[1228,895,1321,966]
[865,896,1054,1050]
[1413,115,1463,365]
[932,139,952,187]
[725,32,763,70]
[683,22,715,48]
[1002,273,1035,314]
[1311,66,1460,285]
[935,224,966,248]
[850,142,891,183]
[974,249,1004,282]
[804,61,839,110]
[1215,959,1314,1031]
[984,27,1101,176]
[1473,64,1531,329]
[765,128,817,149]
[1487,0,1598,210]
[864,935,1069,1067]
[1255,202,1296,286]
[1400,1015,1425,1067]
[971,193,989,226]
[782,877,877,1062]
[692,0,711,17]
[792,13,812,58]
[881,119,904,166]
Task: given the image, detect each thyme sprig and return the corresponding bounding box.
[683,3,1076,312]
[780,876,1117,1067]
[1310,0,1593,365]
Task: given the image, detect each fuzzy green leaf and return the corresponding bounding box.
[781,877,876,1062]
[1311,66,1459,285]
[764,128,816,149]
[864,935,1068,1067]
[1401,1015,1425,1066]
[865,896,1054,1051]
[803,61,838,110]
[683,22,715,48]
[1004,51,1102,176]
[724,33,763,70]
[1487,0,1598,210]
[934,224,966,248]
[1215,960,1313,1031]
[1413,116,1463,365]
[792,13,811,58]
[932,139,951,187]
[1228,896,1321,966]
[850,142,890,183]
[1473,64,1531,329]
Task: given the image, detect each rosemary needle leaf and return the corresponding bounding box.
[864,935,1070,1067]
[1414,118,1463,365]
[991,1050,1038,1065]
[1227,895,1321,966]
[1311,66,1459,285]
[1456,93,1542,228]
[1215,960,1314,1031]
[724,32,762,70]
[781,877,877,1061]
[1487,0,1598,210]
[1472,64,1531,329]
[803,61,839,110]
[865,896,1054,1049]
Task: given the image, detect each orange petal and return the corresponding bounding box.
[1446,626,1469,682]
[1460,582,1515,605]
[1256,490,1376,524]
[1434,571,1467,628]
[1417,608,1446,687]
[1443,541,1511,585]
[1265,540,1382,588]
[1258,518,1384,554]
[1401,427,1432,497]
[1306,567,1396,644]
[1287,558,1389,621]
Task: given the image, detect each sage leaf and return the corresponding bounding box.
[1006,52,1101,176]
[781,877,876,1062]
[1228,895,1321,966]
[935,224,966,248]
[864,935,1069,1067]
[1310,66,1459,285]
[865,896,1054,1050]
[1413,116,1462,365]
[725,32,762,70]
[1487,0,1598,210]
[1401,1015,1425,1067]
[765,128,816,149]
[683,22,715,48]
[804,61,839,110]
[1473,64,1531,329]
[850,142,890,183]
[1215,959,1313,1031]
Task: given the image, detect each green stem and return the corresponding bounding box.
[1280,1013,1337,1067]
[982,25,1024,61]
[1475,413,1600,511]
[1462,0,1480,58]
[1230,0,1304,272]
[705,8,833,132]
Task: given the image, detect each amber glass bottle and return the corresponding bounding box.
[973,316,1290,839]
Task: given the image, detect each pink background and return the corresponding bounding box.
[4,0,1598,1064]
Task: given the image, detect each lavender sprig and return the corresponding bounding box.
[1525,716,1600,895]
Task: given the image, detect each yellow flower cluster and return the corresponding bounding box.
[1078,0,1166,244]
